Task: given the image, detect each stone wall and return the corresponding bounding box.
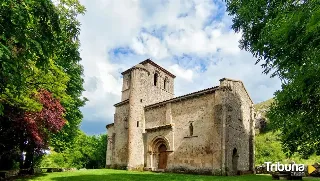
[121,73,131,101]
[106,124,114,168]
[219,79,254,175]
[111,103,129,168]
[144,91,223,174]
[106,60,255,176]
[144,63,174,95]
[145,106,168,129]
[125,63,175,170]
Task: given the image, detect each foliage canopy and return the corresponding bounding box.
[0,0,86,169]
[225,0,320,156]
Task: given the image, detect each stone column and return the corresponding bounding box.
[150,152,153,169]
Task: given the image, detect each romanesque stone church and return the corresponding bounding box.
[106,59,255,175]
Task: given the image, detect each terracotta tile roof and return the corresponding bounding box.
[121,59,176,78]
[144,86,221,110]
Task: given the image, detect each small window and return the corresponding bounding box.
[189,123,193,136]
[124,118,128,129]
[137,121,139,127]
[154,73,158,86]
[140,99,143,103]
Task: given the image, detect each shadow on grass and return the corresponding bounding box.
[16,172,273,181]
[8,173,48,181]
[54,174,272,181]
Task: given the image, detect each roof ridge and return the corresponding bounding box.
[220,78,254,104]
[145,86,220,109]
[121,59,176,78]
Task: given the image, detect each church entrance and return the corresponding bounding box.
[158,144,167,169]
[149,136,170,171]
[232,148,239,175]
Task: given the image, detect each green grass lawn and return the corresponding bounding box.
[15,169,320,181]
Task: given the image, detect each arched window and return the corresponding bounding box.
[164,77,168,90]
[154,73,158,86]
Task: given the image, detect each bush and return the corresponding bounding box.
[255,131,320,165]
[40,133,107,169]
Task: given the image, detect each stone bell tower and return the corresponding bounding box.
[115,59,176,170]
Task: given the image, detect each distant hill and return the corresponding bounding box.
[253,98,320,166]
[253,98,273,134]
[254,98,274,112]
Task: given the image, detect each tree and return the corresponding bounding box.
[49,0,87,152]
[0,0,86,169]
[40,132,108,169]
[0,0,62,114]
[0,89,66,169]
[0,0,86,149]
[225,0,320,156]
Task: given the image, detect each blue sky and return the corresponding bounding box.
[78,0,281,135]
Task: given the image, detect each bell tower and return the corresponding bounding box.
[121,59,175,170]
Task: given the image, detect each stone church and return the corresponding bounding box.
[106,59,255,175]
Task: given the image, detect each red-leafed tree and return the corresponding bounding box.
[0,89,66,169]
[23,89,66,148]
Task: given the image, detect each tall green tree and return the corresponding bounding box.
[0,0,62,113]
[225,0,320,156]
[49,0,87,152]
[0,0,86,169]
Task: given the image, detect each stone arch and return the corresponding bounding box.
[150,136,171,152]
[148,136,171,170]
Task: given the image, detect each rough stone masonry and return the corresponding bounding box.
[106,59,255,175]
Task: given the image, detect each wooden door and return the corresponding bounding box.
[158,144,167,169]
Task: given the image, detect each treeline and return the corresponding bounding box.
[225,0,320,157]
[256,131,320,166]
[40,132,107,169]
[254,100,320,165]
[0,0,89,170]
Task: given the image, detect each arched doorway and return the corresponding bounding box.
[149,136,170,170]
[232,148,239,175]
[158,144,167,169]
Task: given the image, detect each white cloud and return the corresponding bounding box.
[78,0,281,134]
[132,33,169,59]
[168,64,194,82]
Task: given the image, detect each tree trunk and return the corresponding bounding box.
[24,150,34,169]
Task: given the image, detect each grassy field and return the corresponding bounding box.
[15,169,320,181]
